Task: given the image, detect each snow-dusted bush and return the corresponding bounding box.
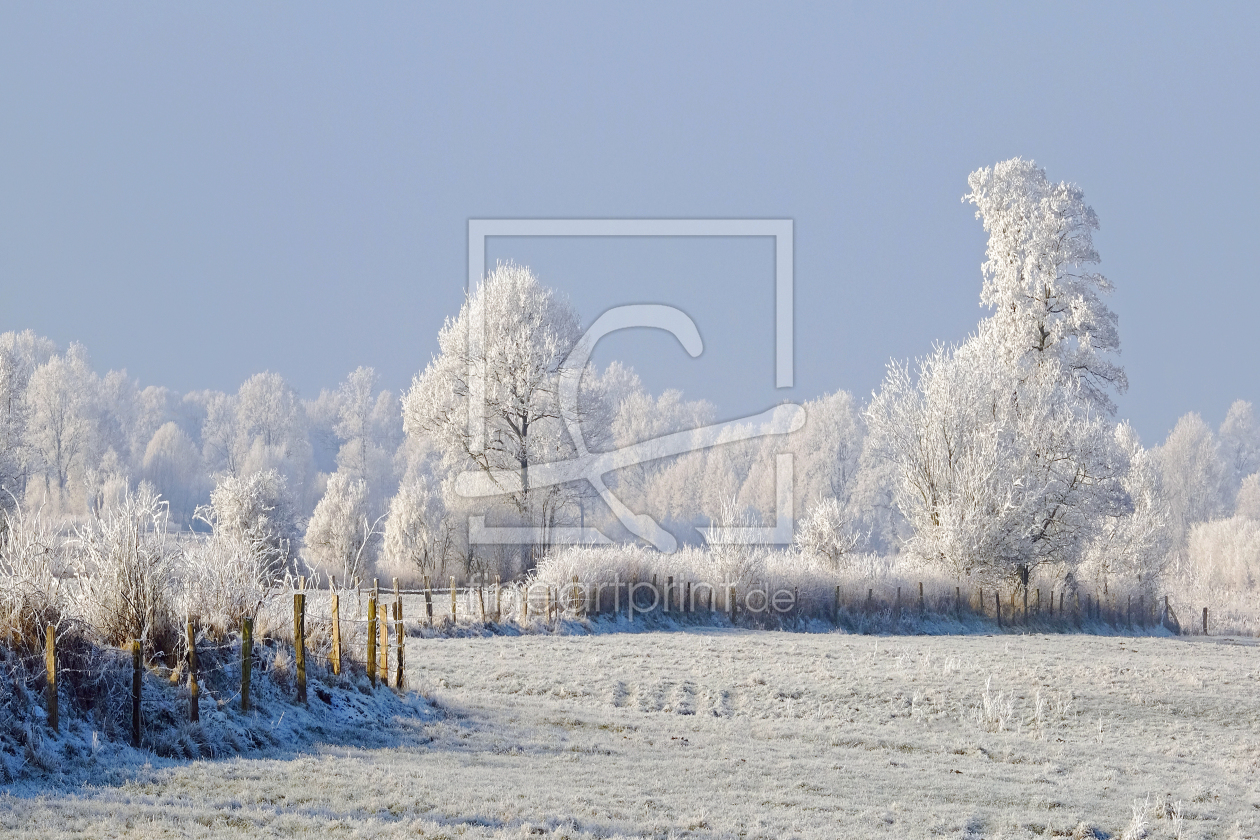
[794,496,864,566]
[0,501,69,656]
[1184,516,1260,595]
[72,484,180,653]
[196,469,297,579]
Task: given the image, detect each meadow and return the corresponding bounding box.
[3,625,1257,839]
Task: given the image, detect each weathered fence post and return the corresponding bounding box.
[683,581,691,615]
[728,585,737,622]
[330,578,342,676]
[955,586,961,621]
[450,576,457,624]
[378,601,389,685]
[241,617,253,711]
[918,582,925,615]
[572,575,582,617]
[294,591,307,704]
[478,585,487,623]
[522,583,530,623]
[394,599,405,689]
[187,618,199,723]
[866,588,874,616]
[45,625,57,733]
[424,576,434,626]
[834,585,842,624]
[366,593,378,688]
[1203,606,1208,635]
[995,591,1002,628]
[131,639,142,747]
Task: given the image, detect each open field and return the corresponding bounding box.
[3,628,1259,839]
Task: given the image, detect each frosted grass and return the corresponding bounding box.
[3,630,1258,838]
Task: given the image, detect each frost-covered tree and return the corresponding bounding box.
[333,366,401,511]
[196,469,297,577]
[1236,473,1260,520]
[964,158,1127,413]
[382,476,451,579]
[142,422,205,522]
[1152,413,1230,549]
[1219,400,1259,491]
[303,471,379,586]
[0,333,58,490]
[867,319,1127,588]
[26,344,101,503]
[402,262,595,567]
[1078,423,1171,594]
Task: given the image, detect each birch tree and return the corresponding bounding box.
[402,262,595,568]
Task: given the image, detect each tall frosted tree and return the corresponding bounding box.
[303,471,377,586]
[870,159,1131,590]
[402,262,597,569]
[27,344,101,504]
[964,158,1127,413]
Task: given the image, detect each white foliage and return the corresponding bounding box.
[72,484,180,649]
[382,476,451,578]
[794,496,864,565]
[303,471,380,586]
[964,157,1126,413]
[867,319,1127,586]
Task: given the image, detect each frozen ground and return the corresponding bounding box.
[2,628,1258,839]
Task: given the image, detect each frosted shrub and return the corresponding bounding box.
[794,496,864,566]
[72,485,180,652]
[0,501,68,655]
[1184,516,1260,595]
[176,531,282,635]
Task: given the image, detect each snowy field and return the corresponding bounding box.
[3,628,1259,839]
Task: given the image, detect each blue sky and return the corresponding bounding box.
[1,3,1256,444]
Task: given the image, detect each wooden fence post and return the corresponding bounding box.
[378,602,389,685]
[241,617,253,711]
[1036,588,1041,616]
[683,581,691,615]
[866,588,874,616]
[294,592,307,704]
[45,625,57,733]
[367,593,378,688]
[450,576,457,624]
[1203,606,1208,636]
[995,591,1002,628]
[834,585,842,624]
[955,586,961,620]
[572,575,581,617]
[187,619,199,722]
[495,575,502,621]
[330,581,342,676]
[918,582,925,615]
[728,585,737,622]
[478,585,487,623]
[131,639,142,747]
[394,599,405,689]
[424,576,434,626]
[522,584,530,623]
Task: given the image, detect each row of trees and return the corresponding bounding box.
[2,158,1256,603]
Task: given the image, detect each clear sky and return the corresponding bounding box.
[1,3,1256,445]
